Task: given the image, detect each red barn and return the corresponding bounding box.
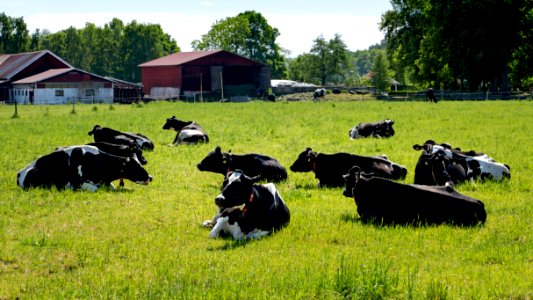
[0,50,72,102]
[138,50,271,101]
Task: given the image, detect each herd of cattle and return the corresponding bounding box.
[17,117,511,239]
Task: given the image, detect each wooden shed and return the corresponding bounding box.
[138,50,271,101]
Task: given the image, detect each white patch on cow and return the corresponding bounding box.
[178,129,205,143]
[469,156,510,180]
[60,145,100,157]
[77,165,83,177]
[430,145,454,158]
[227,171,243,184]
[209,216,246,240]
[349,127,360,139]
[17,160,37,188]
[245,229,270,239]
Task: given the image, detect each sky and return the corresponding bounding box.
[1,0,393,57]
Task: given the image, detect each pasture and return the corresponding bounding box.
[0,100,531,299]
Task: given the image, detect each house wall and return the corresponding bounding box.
[13,82,113,104]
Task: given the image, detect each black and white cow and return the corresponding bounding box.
[313,88,326,100]
[88,125,154,151]
[162,116,209,145]
[17,145,152,192]
[290,147,407,187]
[343,166,487,226]
[349,119,395,139]
[197,146,288,183]
[208,170,290,240]
[413,140,510,182]
[87,142,147,165]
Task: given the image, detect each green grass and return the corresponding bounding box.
[0,100,531,299]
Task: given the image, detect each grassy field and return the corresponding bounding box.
[0,99,531,299]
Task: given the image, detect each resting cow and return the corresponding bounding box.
[162,116,209,145]
[290,147,407,187]
[208,170,290,240]
[17,145,152,192]
[88,125,154,150]
[349,119,395,139]
[343,166,487,226]
[197,146,288,183]
[413,140,510,182]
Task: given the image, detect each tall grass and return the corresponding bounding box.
[0,100,531,299]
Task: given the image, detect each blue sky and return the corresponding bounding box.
[1,0,393,56]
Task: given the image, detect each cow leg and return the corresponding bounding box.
[245,229,270,239]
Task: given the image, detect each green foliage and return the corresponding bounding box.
[0,101,531,299]
[381,0,529,91]
[288,34,349,85]
[192,11,287,78]
[370,51,392,93]
[24,17,179,82]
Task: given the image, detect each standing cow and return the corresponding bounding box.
[162,116,209,145]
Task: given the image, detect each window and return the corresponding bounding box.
[55,90,64,97]
[85,89,95,97]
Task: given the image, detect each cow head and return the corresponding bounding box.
[197,146,231,174]
[342,166,374,198]
[214,170,261,208]
[88,125,102,136]
[290,147,318,172]
[121,156,153,185]
[162,116,192,131]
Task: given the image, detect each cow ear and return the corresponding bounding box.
[413,144,422,150]
[215,146,221,153]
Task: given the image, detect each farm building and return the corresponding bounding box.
[0,50,142,104]
[139,50,271,101]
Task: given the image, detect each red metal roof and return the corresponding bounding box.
[138,50,222,67]
[11,68,74,84]
[0,50,72,80]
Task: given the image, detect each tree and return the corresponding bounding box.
[381,0,527,91]
[370,51,391,93]
[0,13,30,53]
[192,11,286,78]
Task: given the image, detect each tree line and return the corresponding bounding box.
[0,13,178,83]
[1,1,532,92]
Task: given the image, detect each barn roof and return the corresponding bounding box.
[0,50,72,80]
[12,68,109,84]
[138,50,266,67]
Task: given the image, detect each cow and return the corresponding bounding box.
[290,147,407,187]
[426,88,437,102]
[162,116,209,145]
[208,170,290,240]
[197,146,288,183]
[17,145,152,192]
[342,166,487,226]
[313,88,326,101]
[88,125,154,151]
[349,119,395,139]
[413,149,470,187]
[413,140,510,182]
